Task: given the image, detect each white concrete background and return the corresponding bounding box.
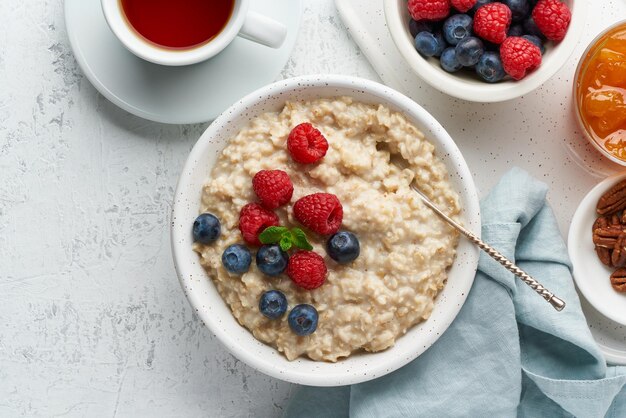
[0,1,376,416]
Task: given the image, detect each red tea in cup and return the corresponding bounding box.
[120,0,235,50]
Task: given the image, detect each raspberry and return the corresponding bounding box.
[252,170,294,210]
[500,36,542,80]
[238,203,279,246]
[287,251,328,290]
[532,0,571,41]
[287,123,329,164]
[407,0,450,21]
[293,193,343,235]
[473,3,512,44]
[451,0,477,13]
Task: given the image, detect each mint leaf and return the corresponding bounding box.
[279,236,293,251]
[291,228,313,251]
[259,226,312,251]
[259,226,289,244]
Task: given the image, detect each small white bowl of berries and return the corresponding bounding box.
[384,0,586,102]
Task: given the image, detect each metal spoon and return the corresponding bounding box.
[411,184,566,312]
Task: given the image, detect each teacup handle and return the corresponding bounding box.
[239,11,287,49]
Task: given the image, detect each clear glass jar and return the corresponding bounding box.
[574,20,626,166]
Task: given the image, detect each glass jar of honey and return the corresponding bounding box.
[574,20,626,165]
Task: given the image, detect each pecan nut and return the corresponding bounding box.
[597,179,626,215]
[593,216,608,233]
[591,208,626,290]
[610,268,626,292]
[592,225,624,248]
[596,246,612,266]
[612,234,626,268]
[591,218,626,267]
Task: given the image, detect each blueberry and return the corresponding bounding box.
[256,244,288,276]
[522,34,545,54]
[455,36,484,67]
[193,213,221,244]
[326,231,360,264]
[415,31,446,58]
[440,47,463,73]
[288,304,318,336]
[221,244,252,274]
[503,0,530,22]
[409,19,433,38]
[507,24,524,37]
[523,16,545,39]
[469,0,493,15]
[476,51,506,83]
[259,290,288,319]
[431,32,447,57]
[443,14,473,46]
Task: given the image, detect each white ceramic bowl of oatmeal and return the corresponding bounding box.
[171,75,480,386]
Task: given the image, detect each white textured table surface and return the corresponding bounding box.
[0,1,376,416]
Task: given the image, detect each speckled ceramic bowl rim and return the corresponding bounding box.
[171,75,481,386]
[569,172,626,326]
[383,0,587,103]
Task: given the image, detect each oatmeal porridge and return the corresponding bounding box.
[193,97,461,362]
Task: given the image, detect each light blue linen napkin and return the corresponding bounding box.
[285,168,626,418]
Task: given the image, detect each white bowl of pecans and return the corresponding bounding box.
[569,173,626,325]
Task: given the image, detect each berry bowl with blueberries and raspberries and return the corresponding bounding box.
[384,0,586,102]
[171,75,480,386]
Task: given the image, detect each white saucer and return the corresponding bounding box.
[65,0,301,124]
[569,172,626,365]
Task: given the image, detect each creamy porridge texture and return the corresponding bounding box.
[194,97,461,362]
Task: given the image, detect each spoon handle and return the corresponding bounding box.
[411,185,566,312]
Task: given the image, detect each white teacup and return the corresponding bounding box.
[101,0,288,66]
